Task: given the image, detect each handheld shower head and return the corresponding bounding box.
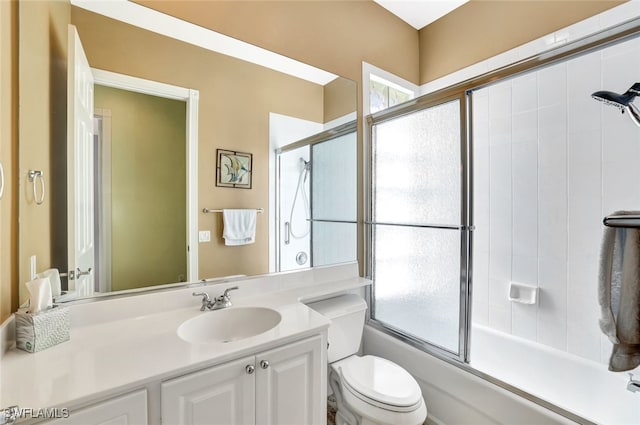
[592,83,640,127]
[591,91,634,111]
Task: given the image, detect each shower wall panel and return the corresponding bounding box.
[472,34,640,365]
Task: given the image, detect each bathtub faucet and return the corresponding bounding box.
[628,374,640,393]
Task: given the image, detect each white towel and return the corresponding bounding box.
[598,211,640,371]
[222,209,257,246]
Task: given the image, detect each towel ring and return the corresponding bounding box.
[0,161,4,201]
[28,170,45,205]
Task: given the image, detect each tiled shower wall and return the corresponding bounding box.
[472,35,640,365]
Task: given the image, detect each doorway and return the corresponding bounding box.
[90,70,199,293]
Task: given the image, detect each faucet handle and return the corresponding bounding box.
[193,292,212,311]
[222,286,239,299]
[213,286,238,309]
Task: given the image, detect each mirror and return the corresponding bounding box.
[18,1,357,304]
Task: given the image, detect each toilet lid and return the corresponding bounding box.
[339,355,423,408]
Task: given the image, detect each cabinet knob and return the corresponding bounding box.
[245,365,255,374]
[260,360,270,369]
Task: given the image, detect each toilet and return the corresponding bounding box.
[307,294,427,425]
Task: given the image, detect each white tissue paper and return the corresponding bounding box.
[25,277,53,314]
[37,268,61,298]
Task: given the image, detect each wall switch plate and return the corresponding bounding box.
[199,230,211,243]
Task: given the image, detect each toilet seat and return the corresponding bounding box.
[333,355,423,413]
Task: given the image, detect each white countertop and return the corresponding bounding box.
[0,265,370,412]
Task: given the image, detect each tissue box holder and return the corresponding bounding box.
[15,306,70,353]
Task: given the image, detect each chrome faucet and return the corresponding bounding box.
[193,286,239,311]
[628,374,640,393]
[193,292,213,311]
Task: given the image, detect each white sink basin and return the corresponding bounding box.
[177,307,282,344]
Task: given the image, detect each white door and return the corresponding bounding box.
[255,335,325,425]
[161,356,256,425]
[67,25,95,297]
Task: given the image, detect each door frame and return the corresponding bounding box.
[92,69,200,282]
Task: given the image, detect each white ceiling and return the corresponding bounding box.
[374,0,469,30]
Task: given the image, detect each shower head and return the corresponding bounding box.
[300,158,311,171]
[592,83,640,128]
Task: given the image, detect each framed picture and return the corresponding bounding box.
[216,149,253,189]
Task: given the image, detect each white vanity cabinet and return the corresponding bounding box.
[161,356,256,424]
[161,335,324,425]
[254,335,324,425]
[42,389,147,425]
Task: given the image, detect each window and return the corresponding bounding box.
[369,75,413,114]
[362,62,417,116]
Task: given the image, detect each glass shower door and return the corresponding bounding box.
[310,131,357,267]
[368,97,470,359]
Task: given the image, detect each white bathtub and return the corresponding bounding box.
[470,324,640,425]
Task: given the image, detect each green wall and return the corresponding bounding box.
[95,85,187,291]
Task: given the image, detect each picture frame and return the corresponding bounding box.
[216,149,253,189]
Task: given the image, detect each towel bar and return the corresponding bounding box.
[603,214,640,228]
[203,208,264,214]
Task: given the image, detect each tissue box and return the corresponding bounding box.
[15,306,70,353]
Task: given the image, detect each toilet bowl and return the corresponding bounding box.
[307,294,427,425]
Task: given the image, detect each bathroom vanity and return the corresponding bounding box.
[0,264,369,425]
[41,335,323,425]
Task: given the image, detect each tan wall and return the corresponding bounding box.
[94,86,187,291]
[136,0,421,280]
[17,0,70,306]
[136,0,420,86]
[419,0,625,84]
[324,77,357,123]
[72,7,325,279]
[0,0,18,322]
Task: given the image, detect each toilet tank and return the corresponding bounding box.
[306,294,367,363]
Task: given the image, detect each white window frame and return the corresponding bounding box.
[362,62,419,117]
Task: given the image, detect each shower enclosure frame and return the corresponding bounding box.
[275,120,358,272]
[364,14,640,425]
[365,92,473,364]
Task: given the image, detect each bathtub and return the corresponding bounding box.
[364,324,640,425]
[470,324,640,425]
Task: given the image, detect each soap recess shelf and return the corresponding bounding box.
[508,282,538,305]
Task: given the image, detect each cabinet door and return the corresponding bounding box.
[161,356,255,425]
[44,389,147,425]
[255,335,325,425]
